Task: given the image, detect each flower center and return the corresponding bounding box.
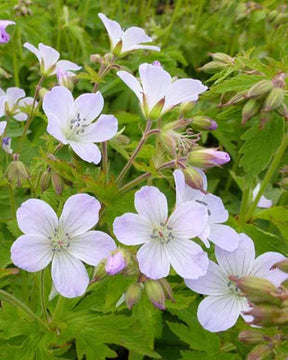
[49,230,71,252]
[151,223,174,244]
[65,113,88,140]
[227,279,242,297]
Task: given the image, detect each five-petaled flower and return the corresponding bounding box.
[24,42,81,78]
[185,233,288,332]
[11,194,116,298]
[0,87,35,121]
[117,63,207,119]
[174,169,239,251]
[0,20,15,44]
[113,186,209,280]
[98,13,160,56]
[43,86,118,164]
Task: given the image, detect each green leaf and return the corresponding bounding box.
[254,206,288,241]
[239,116,284,178]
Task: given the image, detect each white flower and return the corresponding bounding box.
[185,233,288,332]
[174,169,239,251]
[11,194,116,298]
[113,186,209,280]
[0,87,34,121]
[117,63,207,119]
[24,42,81,77]
[252,183,272,208]
[43,86,118,164]
[98,13,160,56]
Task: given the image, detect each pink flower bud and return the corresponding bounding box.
[188,148,230,168]
[105,250,127,275]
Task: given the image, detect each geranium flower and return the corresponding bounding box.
[0,120,7,135]
[113,186,209,279]
[11,194,116,298]
[0,87,35,121]
[98,13,160,56]
[252,183,272,208]
[174,169,239,251]
[185,233,288,332]
[0,20,15,44]
[24,42,81,77]
[117,63,207,119]
[43,86,118,164]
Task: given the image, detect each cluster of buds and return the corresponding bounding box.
[14,0,32,17]
[199,52,235,74]
[39,168,64,195]
[223,72,287,127]
[234,1,262,22]
[125,275,174,310]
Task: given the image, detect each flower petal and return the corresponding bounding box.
[173,169,205,207]
[47,113,68,144]
[215,233,255,277]
[127,45,160,52]
[11,234,52,272]
[185,260,229,295]
[0,95,6,117]
[139,63,171,110]
[69,141,102,164]
[55,60,81,72]
[117,71,143,102]
[163,79,208,112]
[134,186,168,227]
[208,224,239,252]
[16,199,58,237]
[166,238,209,279]
[197,295,241,332]
[59,194,101,236]
[0,120,7,136]
[51,251,89,298]
[76,114,118,143]
[38,43,60,72]
[204,193,228,224]
[250,252,288,287]
[43,86,74,125]
[168,201,208,239]
[121,27,158,53]
[69,230,116,266]
[0,20,15,28]
[74,92,104,124]
[137,241,170,279]
[113,213,152,245]
[98,13,123,49]
[24,42,41,62]
[6,87,25,108]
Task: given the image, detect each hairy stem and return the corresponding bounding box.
[0,289,50,330]
[17,76,45,153]
[246,131,288,220]
[116,120,152,185]
[40,270,49,324]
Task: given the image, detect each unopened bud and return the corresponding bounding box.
[159,279,174,301]
[247,344,273,360]
[57,68,74,90]
[231,276,280,305]
[224,91,246,106]
[126,283,143,310]
[39,87,48,100]
[246,80,273,98]
[244,305,288,327]
[187,148,230,168]
[5,160,29,186]
[105,250,127,275]
[276,103,288,120]
[263,87,284,112]
[238,330,265,345]
[272,259,288,274]
[40,170,51,192]
[242,99,259,125]
[192,116,218,131]
[90,54,102,63]
[183,167,207,191]
[51,170,64,195]
[145,279,166,310]
[209,52,234,64]
[92,260,107,282]
[199,61,228,74]
[2,137,12,154]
